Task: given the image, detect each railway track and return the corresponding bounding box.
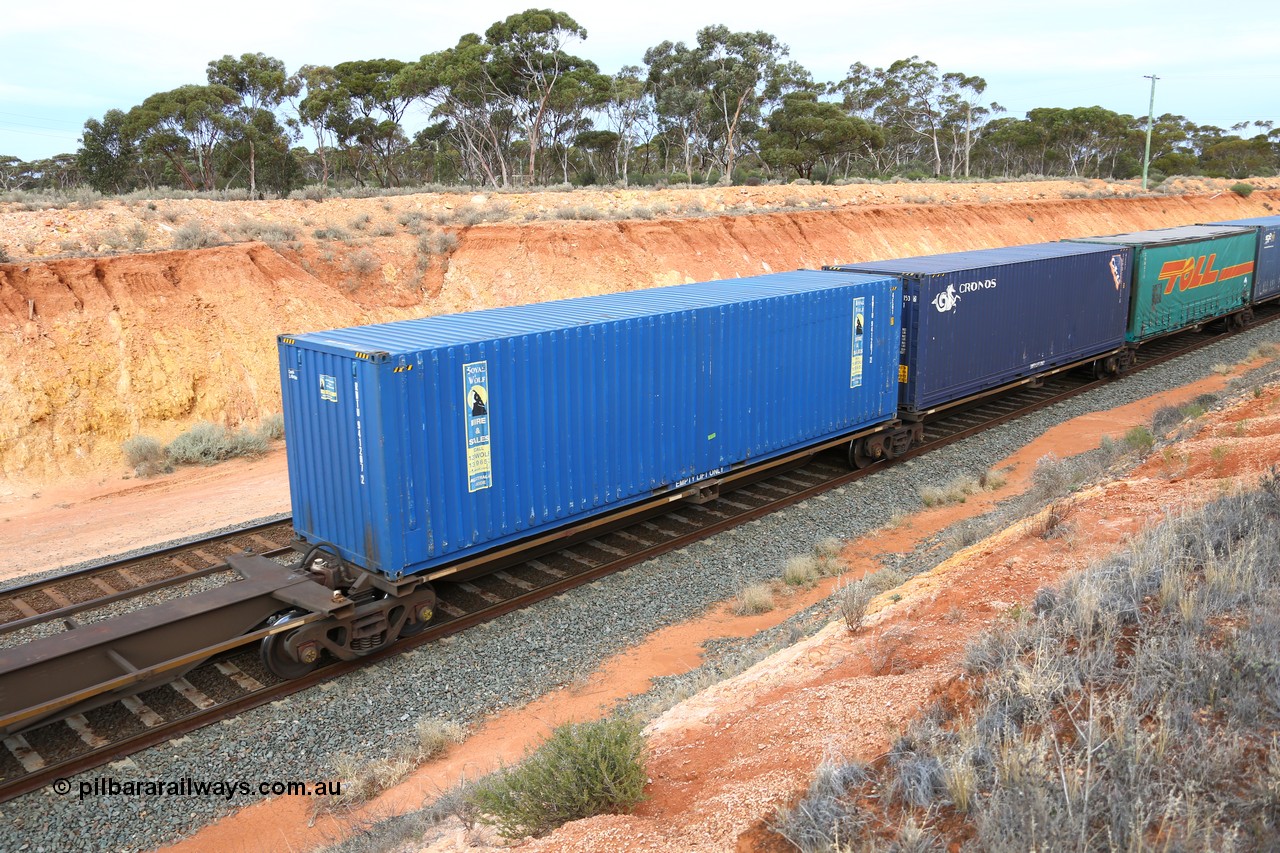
[1,306,1275,803]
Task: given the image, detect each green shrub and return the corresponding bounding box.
[1230,182,1254,197]
[398,210,429,232]
[432,232,459,254]
[471,716,647,837]
[126,222,150,248]
[238,220,297,242]
[0,245,9,263]
[1122,425,1155,453]
[123,435,164,466]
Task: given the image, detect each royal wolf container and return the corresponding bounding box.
[826,242,1132,415]
[1202,216,1280,303]
[278,270,901,578]
[1067,225,1256,342]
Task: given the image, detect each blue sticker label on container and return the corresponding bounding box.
[320,374,337,403]
[464,361,492,492]
[851,296,865,389]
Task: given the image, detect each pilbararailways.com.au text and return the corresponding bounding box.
[54,776,343,800]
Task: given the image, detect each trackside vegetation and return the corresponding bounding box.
[469,716,648,838]
[3,10,1276,195]
[122,414,284,476]
[773,470,1280,851]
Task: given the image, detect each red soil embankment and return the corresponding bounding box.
[0,190,1275,486]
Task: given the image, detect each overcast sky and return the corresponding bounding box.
[2,0,1277,163]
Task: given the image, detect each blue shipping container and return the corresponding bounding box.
[828,242,1132,414]
[279,270,901,578]
[1203,216,1280,303]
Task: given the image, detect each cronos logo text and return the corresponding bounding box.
[932,278,997,313]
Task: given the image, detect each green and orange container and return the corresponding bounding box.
[1067,225,1256,342]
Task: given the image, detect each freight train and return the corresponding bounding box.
[5,212,1278,738]
[256,214,1279,679]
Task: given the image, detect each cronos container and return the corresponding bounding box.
[1202,216,1280,303]
[278,270,900,578]
[1067,225,1256,342]
[827,242,1131,415]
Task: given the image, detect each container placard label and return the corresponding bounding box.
[463,361,492,492]
[850,297,865,388]
[320,374,337,403]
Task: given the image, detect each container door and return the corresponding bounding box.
[694,306,724,478]
[1254,226,1280,302]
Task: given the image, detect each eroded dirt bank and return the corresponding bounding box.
[1,187,1276,488]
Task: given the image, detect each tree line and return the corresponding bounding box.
[2,8,1277,195]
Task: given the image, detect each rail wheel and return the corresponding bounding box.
[849,435,886,469]
[1093,355,1121,379]
[397,596,436,638]
[398,617,431,639]
[261,612,320,680]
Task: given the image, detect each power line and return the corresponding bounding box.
[0,111,84,128]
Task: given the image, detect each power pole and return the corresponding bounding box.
[1142,74,1159,190]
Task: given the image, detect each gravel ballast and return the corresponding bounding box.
[3,324,1280,852]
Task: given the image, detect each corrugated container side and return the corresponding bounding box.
[1067,226,1256,341]
[828,243,1131,414]
[1203,216,1280,303]
[279,271,900,578]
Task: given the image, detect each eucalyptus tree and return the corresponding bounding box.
[290,65,348,188]
[0,156,27,191]
[644,27,791,183]
[482,9,595,183]
[332,59,413,186]
[1201,134,1278,178]
[207,53,298,196]
[759,90,882,180]
[78,109,138,193]
[602,65,652,186]
[398,34,514,188]
[1023,106,1134,176]
[643,39,711,180]
[839,56,991,176]
[694,25,790,179]
[123,84,239,190]
[540,63,610,183]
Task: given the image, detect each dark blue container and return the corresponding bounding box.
[1203,216,1280,303]
[278,270,901,578]
[828,242,1132,415]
